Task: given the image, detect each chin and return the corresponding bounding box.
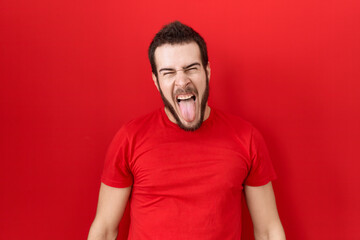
[158,77,209,131]
[163,98,204,131]
[178,117,202,131]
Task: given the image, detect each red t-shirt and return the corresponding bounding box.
[101,108,277,239]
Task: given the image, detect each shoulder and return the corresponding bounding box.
[115,108,163,139]
[211,108,254,135]
[210,108,269,150]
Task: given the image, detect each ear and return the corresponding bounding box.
[206,62,211,81]
[152,73,159,92]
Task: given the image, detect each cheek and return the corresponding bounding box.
[195,79,207,94]
[160,82,174,99]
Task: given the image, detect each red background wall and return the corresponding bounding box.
[1,0,359,239]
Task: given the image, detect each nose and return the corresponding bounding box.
[174,70,191,88]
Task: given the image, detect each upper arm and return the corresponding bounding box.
[88,183,132,239]
[95,183,131,227]
[244,182,285,239]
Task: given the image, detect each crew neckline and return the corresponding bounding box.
[160,106,214,131]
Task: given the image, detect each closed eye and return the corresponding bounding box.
[185,67,199,73]
[163,71,176,76]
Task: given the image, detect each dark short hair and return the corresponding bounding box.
[148,21,208,77]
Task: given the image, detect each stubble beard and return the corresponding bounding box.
[157,74,209,131]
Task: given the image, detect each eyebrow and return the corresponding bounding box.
[183,62,201,69]
[159,62,201,73]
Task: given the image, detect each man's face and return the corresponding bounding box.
[152,42,210,131]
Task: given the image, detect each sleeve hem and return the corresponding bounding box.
[101,176,133,188]
[244,175,277,187]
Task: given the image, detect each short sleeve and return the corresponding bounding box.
[101,126,133,188]
[244,127,277,186]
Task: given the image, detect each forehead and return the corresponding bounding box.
[154,42,202,69]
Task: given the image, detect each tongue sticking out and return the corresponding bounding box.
[178,99,196,122]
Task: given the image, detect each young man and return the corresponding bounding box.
[88,21,285,240]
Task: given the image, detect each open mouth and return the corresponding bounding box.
[176,94,196,103]
[175,94,197,123]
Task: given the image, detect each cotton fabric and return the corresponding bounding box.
[101,108,277,239]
